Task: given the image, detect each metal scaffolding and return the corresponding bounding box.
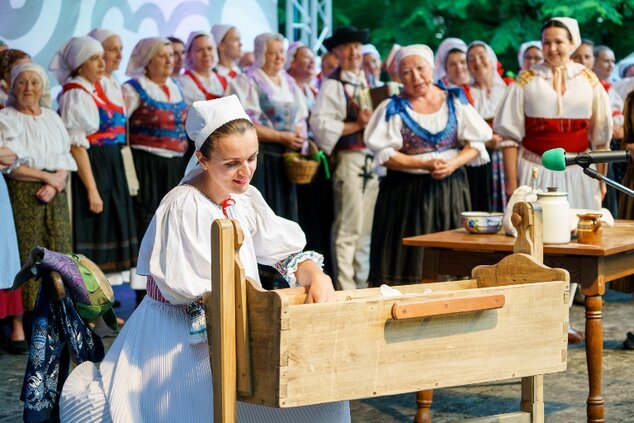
[285,0,332,53]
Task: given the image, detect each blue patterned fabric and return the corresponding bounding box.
[19,253,104,422]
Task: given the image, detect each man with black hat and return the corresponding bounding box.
[310,25,379,291]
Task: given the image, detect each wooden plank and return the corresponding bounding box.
[473,254,569,288]
[391,292,505,320]
[520,375,544,423]
[457,411,532,423]
[207,220,237,423]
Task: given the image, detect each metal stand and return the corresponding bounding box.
[581,165,634,198]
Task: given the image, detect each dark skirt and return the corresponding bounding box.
[72,144,138,273]
[369,168,470,286]
[297,164,334,275]
[466,149,506,213]
[132,149,185,244]
[6,178,72,311]
[250,142,298,222]
[612,161,634,293]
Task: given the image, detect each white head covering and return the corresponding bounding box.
[362,44,381,60]
[394,44,434,73]
[211,24,235,46]
[48,36,104,84]
[618,55,634,79]
[8,62,52,108]
[185,31,216,69]
[384,44,401,72]
[467,40,505,85]
[433,38,467,81]
[87,28,118,44]
[183,95,252,180]
[253,32,287,69]
[285,41,306,71]
[517,41,542,69]
[126,37,171,77]
[548,17,581,53]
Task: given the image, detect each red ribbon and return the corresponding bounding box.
[221,196,235,218]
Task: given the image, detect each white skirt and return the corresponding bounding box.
[60,296,350,423]
[518,148,602,210]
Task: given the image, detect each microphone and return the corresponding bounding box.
[541,147,631,171]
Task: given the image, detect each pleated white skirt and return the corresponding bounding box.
[60,296,350,422]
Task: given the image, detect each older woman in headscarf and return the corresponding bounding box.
[178,31,227,106]
[0,49,31,108]
[51,36,138,289]
[365,45,491,285]
[286,42,318,111]
[517,41,543,72]
[465,41,509,212]
[122,37,188,303]
[494,18,612,344]
[211,24,243,80]
[362,44,382,88]
[227,32,308,222]
[1,63,77,313]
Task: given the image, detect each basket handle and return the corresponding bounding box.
[391,292,505,320]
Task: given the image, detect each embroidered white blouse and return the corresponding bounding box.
[177,70,227,106]
[57,76,101,149]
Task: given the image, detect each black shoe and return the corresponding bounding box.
[623,332,634,350]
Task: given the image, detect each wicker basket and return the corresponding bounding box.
[283,141,320,185]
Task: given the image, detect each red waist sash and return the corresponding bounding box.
[522,117,589,156]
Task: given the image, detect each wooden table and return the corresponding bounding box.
[403,221,634,423]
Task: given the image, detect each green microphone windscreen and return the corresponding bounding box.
[541,148,566,171]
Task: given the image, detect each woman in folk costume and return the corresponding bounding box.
[465,41,509,212]
[365,45,491,285]
[1,63,76,314]
[178,31,228,106]
[52,36,138,286]
[286,42,319,111]
[434,38,469,87]
[211,24,243,80]
[227,32,308,222]
[122,37,188,304]
[494,17,612,343]
[517,41,543,72]
[59,95,349,422]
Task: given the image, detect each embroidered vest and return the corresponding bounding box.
[126,79,188,154]
[249,70,299,132]
[62,82,125,146]
[328,68,367,152]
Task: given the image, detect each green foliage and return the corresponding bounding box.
[330,0,634,73]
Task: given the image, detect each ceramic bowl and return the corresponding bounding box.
[461,212,504,234]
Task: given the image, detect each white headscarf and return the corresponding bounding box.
[362,44,381,60]
[211,24,235,46]
[618,55,634,79]
[285,41,305,71]
[185,31,216,69]
[467,40,505,86]
[48,36,104,84]
[253,32,287,69]
[87,28,118,44]
[517,41,542,69]
[384,44,401,72]
[183,95,252,180]
[126,37,171,77]
[8,63,52,108]
[394,44,434,73]
[549,17,581,54]
[433,38,467,81]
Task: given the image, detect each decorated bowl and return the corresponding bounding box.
[461,212,504,234]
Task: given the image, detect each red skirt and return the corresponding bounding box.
[0,288,23,318]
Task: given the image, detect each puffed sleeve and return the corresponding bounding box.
[364,98,403,166]
[609,88,624,126]
[455,99,492,166]
[48,111,79,171]
[177,74,200,106]
[590,81,613,151]
[137,188,218,304]
[227,74,263,123]
[122,81,141,116]
[241,186,307,266]
[309,79,347,155]
[0,112,28,171]
[493,81,525,147]
[58,89,99,149]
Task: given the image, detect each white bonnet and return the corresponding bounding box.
[126,37,171,77]
[186,95,251,149]
[48,36,104,83]
[395,44,434,73]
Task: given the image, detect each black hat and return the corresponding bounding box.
[323,26,370,52]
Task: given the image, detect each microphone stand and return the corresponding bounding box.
[580,165,634,198]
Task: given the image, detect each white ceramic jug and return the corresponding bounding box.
[537,187,571,244]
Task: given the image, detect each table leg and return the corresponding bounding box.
[415,389,433,423]
[585,294,604,423]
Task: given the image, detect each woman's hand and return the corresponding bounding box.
[87,188,104,214]
[36,184,57,203]
[279,131,305,150]
[45,170,68,193]
[485,133,503,150]
[306,273,337,303]
[430,159,458,180]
